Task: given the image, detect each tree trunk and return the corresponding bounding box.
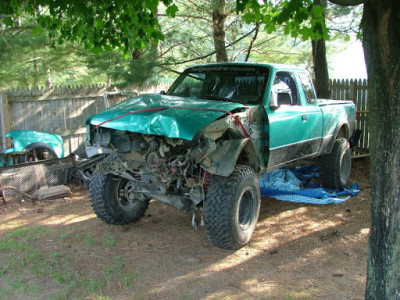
[211,0,228,62]
[312,0,330,98]
[312,39,330,98]
[362,0,400,299]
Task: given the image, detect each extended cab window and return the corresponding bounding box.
[167,66,269,105]
[298,72,317,104]
[273,72,299,105]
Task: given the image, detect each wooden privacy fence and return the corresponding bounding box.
[330,78,369,155]
[1,80,368,157]
[0,85,135,155]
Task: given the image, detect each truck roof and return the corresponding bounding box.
[187,62,307,73]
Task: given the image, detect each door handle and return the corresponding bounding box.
[302,115,308,122]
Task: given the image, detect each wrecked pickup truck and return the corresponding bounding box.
[85,63,356,249]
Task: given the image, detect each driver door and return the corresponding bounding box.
[266,71,322,170]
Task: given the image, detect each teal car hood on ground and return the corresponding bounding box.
[86,94,246,140]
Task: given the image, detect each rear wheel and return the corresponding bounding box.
[89,171,150,224]
[204,165,261,250]
[321,138,352,189]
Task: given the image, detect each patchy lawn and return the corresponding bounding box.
[0,158,370,300]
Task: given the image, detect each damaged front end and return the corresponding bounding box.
[88,129,211,213]
[86,105,259,215]
[85,63,270,249]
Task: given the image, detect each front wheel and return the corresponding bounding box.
[204,165,261,250]
[89,171,150,224]
[321,138,352,189]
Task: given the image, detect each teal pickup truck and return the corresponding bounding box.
[85,62,357,249]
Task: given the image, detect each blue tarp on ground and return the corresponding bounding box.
[259,166,360,204]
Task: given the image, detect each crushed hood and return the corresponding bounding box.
[86,94,245,140]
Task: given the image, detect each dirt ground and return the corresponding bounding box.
[0,158,371,300]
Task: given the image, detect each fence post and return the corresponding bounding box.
[0,93,11,151]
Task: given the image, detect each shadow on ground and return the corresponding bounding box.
[0,158,370,299]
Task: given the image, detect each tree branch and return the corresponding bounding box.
[159,42,187,58]
[159,27,257,67]
[157,14,210,22]
[252,36,279,48]
[245,23,260,62]
[328,0,364,6]
[158,66,184,76]
[183,0,211,15]
[1,33,14,53]
[0,26,35,34]
[251,49,304,56]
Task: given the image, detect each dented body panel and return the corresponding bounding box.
[85,62,356,216]
[86,95,245,140]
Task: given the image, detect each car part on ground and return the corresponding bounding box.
[0,130,64,166]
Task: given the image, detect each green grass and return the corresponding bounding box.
[84,235,95,247]
[0,224,145,299]
[0,238,31,251]
[58,232,71,242]
[86,276,106,293]
[179,292,193,300]
[103,232,116,247]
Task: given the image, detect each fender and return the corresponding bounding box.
[4,130,64,158]
[24,142,60,158]
[324,122,350,155]
[201,138,259,177]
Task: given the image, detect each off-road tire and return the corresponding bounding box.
[89,171,149,224]
[321,138,352,189]
[204,165,261,250]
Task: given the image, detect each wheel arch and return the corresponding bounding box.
[23,142,60,158]
[326,123,350,154]
[336,124,350,140]
[236,140,259,172]
[201,139,259,177]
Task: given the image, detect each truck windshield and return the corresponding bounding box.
[167,65,270,105]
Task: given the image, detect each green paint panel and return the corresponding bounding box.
[86,94,245,140]
[268,106,323,149]
[4,130,64,158]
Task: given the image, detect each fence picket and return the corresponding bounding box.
[330,78,369,155]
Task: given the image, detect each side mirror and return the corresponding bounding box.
[270,91,279,110]
[160,90,166,95]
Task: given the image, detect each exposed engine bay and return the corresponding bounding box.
[86,109,261,216]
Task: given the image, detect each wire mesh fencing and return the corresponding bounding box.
[0,159,71,203]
